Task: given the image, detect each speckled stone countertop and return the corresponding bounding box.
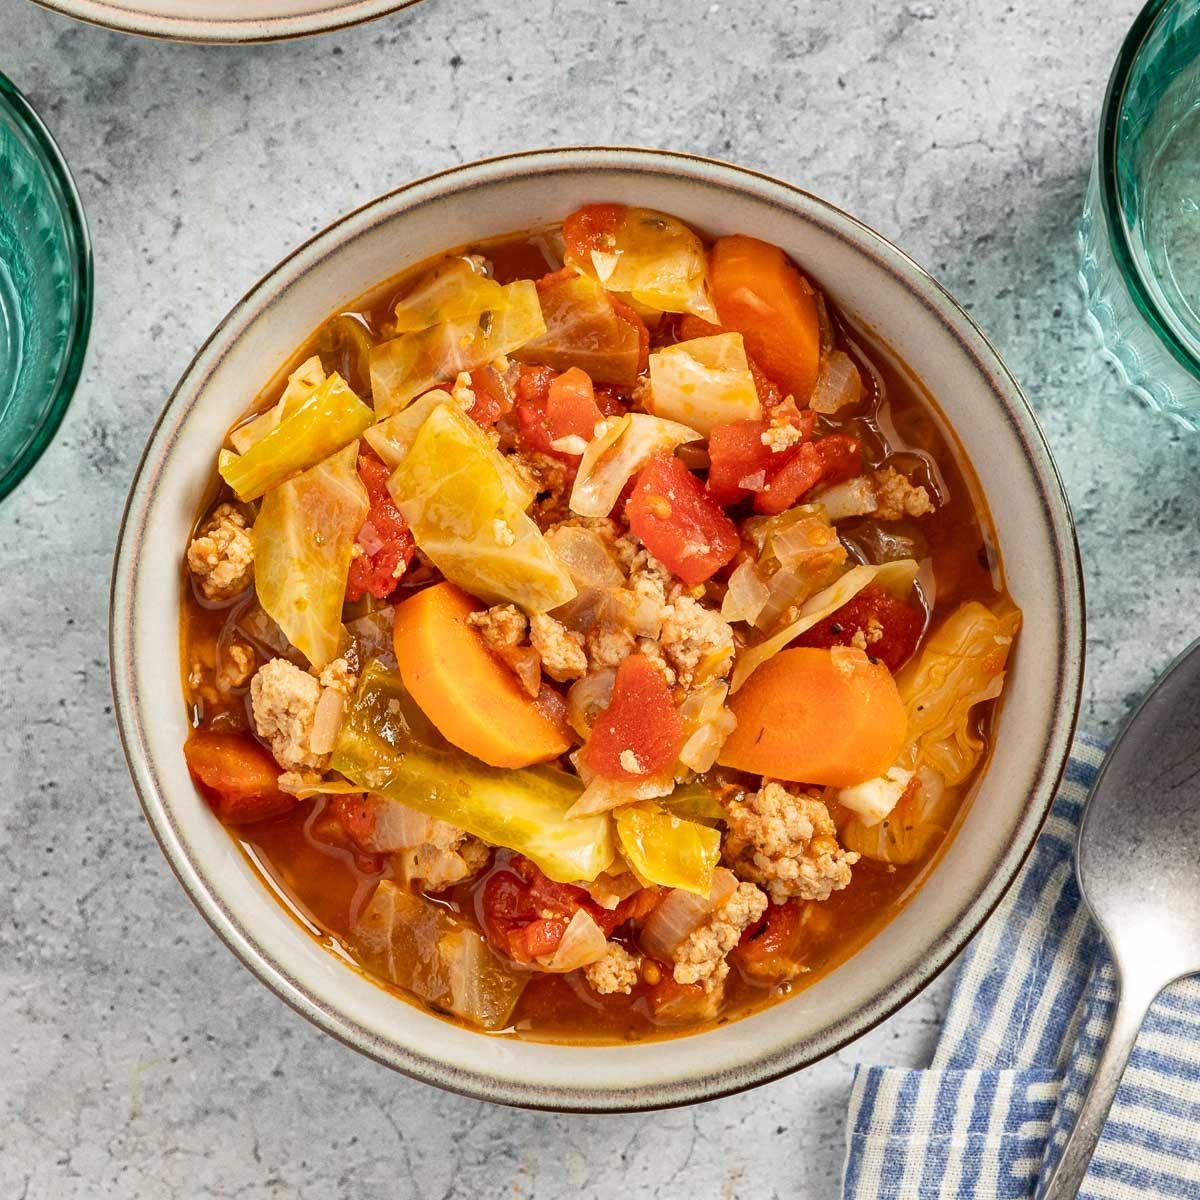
[0,0,1185,1195]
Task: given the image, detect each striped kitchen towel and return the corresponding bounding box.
[842,734,1200,1199]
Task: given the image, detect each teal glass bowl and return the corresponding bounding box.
[1079,0,1200,426]
[0,72,92,499]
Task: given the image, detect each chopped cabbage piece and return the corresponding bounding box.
[569,412,702,519]
[659,780,726,822]
[647,333,760,434]
[391,256,506,333]
[362,388,454,468]
[387,404,573,611]
[514,269,644,387]
[566,207,718,321]
[230,355,327,454]
[370,279,546,416]
[730,559,919,692]
[615,803,720,895]
[898,600,1022,785]
[220,372,373,502]
[840,600,1021,864]
[743,504,847,630]
[353,881,526,1030]
[840,765,949,865]
[332,662,613,883]
[253,440,368,669]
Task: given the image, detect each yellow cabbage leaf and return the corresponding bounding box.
[364,389,535,510]
[370,279,546,417]
[387,403,575,611]
[840,599,1022,864]
[647,333,760,434]
[229,355,327,454]
[616,803,720,895]
[220,372,373,502]
[391,256,506,333]
[566,207,718,322]
[253,441,368,669]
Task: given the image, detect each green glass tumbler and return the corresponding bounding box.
[1080,0,1200,427]
[0,72,92,499]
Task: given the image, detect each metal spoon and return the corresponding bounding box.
[1042,640,1200,1198]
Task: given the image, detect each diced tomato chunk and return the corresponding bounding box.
[752,433,862,515]
[330,793,376,846]
[563,202,626,259]
[627,453,739,585]
[795,583,925,672]
[731,899,809,983]
[514,364,584,461]
[346,449,416,602]
[609,293,650,375]
[581,653,684,781]
[545,367,603,443]
[480,855,622,963]
[706,409,818,507]
[465,365,513,428]
[184,731,296,825]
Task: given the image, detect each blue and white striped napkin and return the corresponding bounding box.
[842,734,1200,1199]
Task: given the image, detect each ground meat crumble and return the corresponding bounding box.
[671,881,768,991]
[186,503,254,602]
[723,782,859,904]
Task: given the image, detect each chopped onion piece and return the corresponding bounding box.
[545,526,626,589]
[566,669,616,739]
[721,559,770,625]
[539,909,609,972]
[369,798,445,851]
[565,770,676,820]
[640,867,738,960]
[810,350,863,414]
[309,687,347,756]
[836,765,913,827]
[813,475,878,522]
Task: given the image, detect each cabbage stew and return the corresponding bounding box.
[180,205,1020,1041]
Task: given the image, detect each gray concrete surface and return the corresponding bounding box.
[0,0,1179,1195]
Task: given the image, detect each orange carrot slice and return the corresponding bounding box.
[710,235,822,403]
[392,581,571,768]
[718,646,906,787]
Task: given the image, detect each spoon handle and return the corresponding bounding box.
[1040,975,1156,1200]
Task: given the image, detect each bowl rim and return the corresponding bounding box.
[28,0,425,43]
[0,71,93,503]
[1096,0,1200,383]
[110,146,1085,1110]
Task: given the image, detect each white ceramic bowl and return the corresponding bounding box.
[110,148,1084,1111]
[32,0,423,43]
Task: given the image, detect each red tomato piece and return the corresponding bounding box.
[545,367,603,442]
[752,433,862,515]
[627,453,740,585]
[581,653,684,780]
[514,364,581,461]
[481,855,619,962]
[706,409,819,507]
[731,899,808,982]
[330,793,376,846]
[563,202,626,259]
[346,450,416,602]
[465,365,513,428]
[795,583,925,672]
[609,293,650,376]
[183,732,295,825]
